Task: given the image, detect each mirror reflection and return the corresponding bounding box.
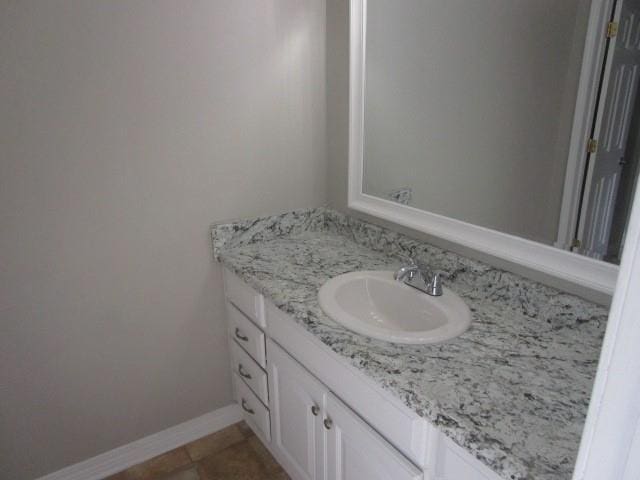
[362,0,640,264]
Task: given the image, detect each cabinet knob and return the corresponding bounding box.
[241,398,255,415]
[323,417,333,430]
[311,405,319,416]
[238,364,252,379]
[235,328,249,342]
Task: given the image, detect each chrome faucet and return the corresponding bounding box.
[394,258,443,296]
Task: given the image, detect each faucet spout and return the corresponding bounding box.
[394,259,443,297]
[394,264,419,282]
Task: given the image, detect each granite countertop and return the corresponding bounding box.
[211,208,608,480]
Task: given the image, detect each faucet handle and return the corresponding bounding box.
[427,272,443,296]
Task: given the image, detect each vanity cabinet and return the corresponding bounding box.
[267,338,325,480]
[222,269,502,480]
[325,392,422,480]
[268,339,421,480]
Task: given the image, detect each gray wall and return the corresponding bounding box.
[0,1,326,478]
[326,0,609,305]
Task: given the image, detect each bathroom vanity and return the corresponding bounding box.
[213,208,608,480]
[224,268,497,480]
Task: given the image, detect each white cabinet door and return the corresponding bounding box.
[268,339,326,480]
[325,393,422,480]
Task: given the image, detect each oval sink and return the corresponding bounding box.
[318,271,471,344]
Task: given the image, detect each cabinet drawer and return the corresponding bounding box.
[224,269,265,328]
[230,340,269,405]
[233,373,271,442]
[227,302,266,368]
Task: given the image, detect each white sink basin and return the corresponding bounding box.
[318,271,471,344]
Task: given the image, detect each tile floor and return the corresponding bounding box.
[105,422,290,480]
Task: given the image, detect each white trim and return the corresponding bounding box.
[348,0,619,295]
[572,151,640,478]
[36,404,241,480]
[348,0,366,210]
[556,0,616,251]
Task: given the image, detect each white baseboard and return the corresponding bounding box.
[36,403,242,480]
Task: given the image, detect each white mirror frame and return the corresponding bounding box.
[348,0,619,295]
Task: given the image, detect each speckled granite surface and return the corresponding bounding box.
[211,208,608,480]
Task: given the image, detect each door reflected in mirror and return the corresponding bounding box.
[362,0,640,265]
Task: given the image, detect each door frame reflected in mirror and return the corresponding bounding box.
[348,0,619,294]
[557,0,640,264]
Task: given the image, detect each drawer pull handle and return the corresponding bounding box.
[241,398,255,415]
[311,405,319,416]
[238,364,252,379]
[323,417,332,430]
[235,328,249,342]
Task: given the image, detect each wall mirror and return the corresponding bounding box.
[348,0,640,294]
